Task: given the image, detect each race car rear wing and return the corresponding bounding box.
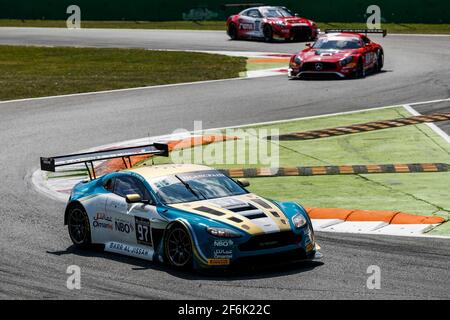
[325,29,387,37]
[40,143,169,180]
[222,3,265,9]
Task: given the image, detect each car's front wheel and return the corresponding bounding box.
[263,24,273,42]
[355,59,366,78]
[164,225,193,269]
[67,205,91,248]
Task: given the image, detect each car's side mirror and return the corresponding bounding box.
[126,194,152,205]
[305,43,312,47]
[295,13,300,17]
[236,178,250,188]
[126,194,142,203]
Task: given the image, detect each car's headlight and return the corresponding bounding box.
[292,213,307,228]
[206,226,242,238]
[275,21,286,27]
[340,56,353,66]
[294,55,302,65]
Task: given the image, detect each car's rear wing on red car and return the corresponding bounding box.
[325,29,387,37]
[222,3,265,9]
[40,143,169,180]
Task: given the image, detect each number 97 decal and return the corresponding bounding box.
[135,216,152,246]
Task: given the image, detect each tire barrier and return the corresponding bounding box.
[266,112,450,141]
[219,163,450,177]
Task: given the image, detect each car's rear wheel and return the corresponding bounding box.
[67,205,91,247]
[263,24,273,42]
[165,225,193,269]
[227,23,238,40]
[376,50,384,72]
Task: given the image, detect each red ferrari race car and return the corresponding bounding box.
[288,29,387,79]
[226,6,318,42]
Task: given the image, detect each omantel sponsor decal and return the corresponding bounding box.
[213,249,233,259]
[92,212,113,230]
[212,239,234,259]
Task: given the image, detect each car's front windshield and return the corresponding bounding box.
[148,170,248,204]
[313,37,362,49]
[261,7,294,18]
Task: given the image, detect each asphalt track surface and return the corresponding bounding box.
[0,28,449,299]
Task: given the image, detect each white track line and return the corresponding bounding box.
[408,98,450,106]
[403,104,450,146]
[0,76,246,105]
[150,49,292,58]
[199,98,450,133]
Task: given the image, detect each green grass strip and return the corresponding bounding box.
[0,45,246,101]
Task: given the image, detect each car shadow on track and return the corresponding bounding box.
[47,245,324,280]
[291,69,392,81]
[229,39,310,44]
[177,260,324,281]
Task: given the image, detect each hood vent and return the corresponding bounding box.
[225,202,268,220]
[244,212,267,220]
[227,203,258,213]
[228,216,243,223]
[270,211,280,218]
[194,206,225,216]
[195,197,276,222]
[250,198,272,209]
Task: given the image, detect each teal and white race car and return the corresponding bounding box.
[41,143,321,271]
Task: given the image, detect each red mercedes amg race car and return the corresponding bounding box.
[226,6,318,42]
[288,29,386,79]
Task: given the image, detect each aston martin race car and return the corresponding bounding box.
[40,143,320,271]
[288,29,386,79]
[226,6,318,42]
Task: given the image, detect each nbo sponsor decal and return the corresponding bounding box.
[115,220,134,233]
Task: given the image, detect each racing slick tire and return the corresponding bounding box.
[67,204,92,248]
[263,24,274,42]
[375,50,384,72]
[227,23,238,40]
[164,224,193,269]
[355,59,366,79]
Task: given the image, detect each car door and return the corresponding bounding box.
[248,9,263,37]
[362,36,376,69]
[238,9,262,38]
[105,175,160,249]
